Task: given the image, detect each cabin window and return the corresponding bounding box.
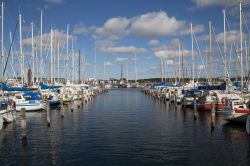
[24,96,32,100]
[16,96,22,99]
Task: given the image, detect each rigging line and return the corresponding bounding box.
[3,19,19,77]
[225,16,239,54]
[242,6,250,35]
[193,33,209,79]
[211,25,231,79]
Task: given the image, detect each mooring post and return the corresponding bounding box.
[81,95,84,107]
[246,114,250,135]
[174,94,177,109]
[194,97,197,120]
[86,95,89,103]
[21,108,27,144]
[71,98,74,112]
[60,99,64,118]
[46,102,51,127]
[211,99,215,131]
[77,94,80,108]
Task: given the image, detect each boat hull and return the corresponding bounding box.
[16,103,45,112]
[198,102,225,111]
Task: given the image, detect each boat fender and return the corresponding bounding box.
[12,101,16,110]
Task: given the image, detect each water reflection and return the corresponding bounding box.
[0,89,249,165]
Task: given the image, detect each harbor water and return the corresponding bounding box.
[0,89,250,165]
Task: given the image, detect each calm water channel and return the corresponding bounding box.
[0,89,250,166]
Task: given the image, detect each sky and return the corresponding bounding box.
[1,0,250,81]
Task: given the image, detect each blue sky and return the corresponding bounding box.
[1,0,250,81]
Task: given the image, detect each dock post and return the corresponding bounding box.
[81,95,84,107]
[60,99,64,118]
[182,98,187,111]
[46,103,51,127]
[77,94,80,108]
[71,98,74,112]
[211,99,215,131]
[246,115,250,135]
[174,94,177,109]
[194,97,197,120]
[21,108,27,144]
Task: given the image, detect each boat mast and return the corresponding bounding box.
[178,41,181,82]
[53,34,56,84]
[31,22,34,83]
[181,39,184,87]
[191,22,194,86]
[245,40,249,78]
[57,41,60,82]
[36,47,38,82]
[174,48,176,83]
[19,13,24,86]
[50,29,53,84]
[126,61,129,83]
[66,24,69,84]
[223,9,227,81]
[1,2,4,81]
[209,20,212,84]
[83,52,87,82]
[103,58,106,81]
[72,39,74,82]
[134,50,137,83]
[10,32,14,78]
[40,10,43,82]
[160,57,163,82]
[83,48,86,82]
[94,47,97,81]
[78,50,80,83]
[240,1,243,91]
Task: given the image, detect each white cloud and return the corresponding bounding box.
[196,34,209,42]
[192,0,249,8]
[73,23,88,35]
[148,39,160,46]
[44,0,64,4]
[104,61,113,66]
[180,24,205,35]
[95,17,130,40]
[101,45,146,54]
[154,49,192,58]
[115,57,128,62]
[22,29,74,49]
[216,30,247,44]
[131,11,185,37]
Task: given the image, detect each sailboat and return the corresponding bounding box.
[0,2,16,126]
